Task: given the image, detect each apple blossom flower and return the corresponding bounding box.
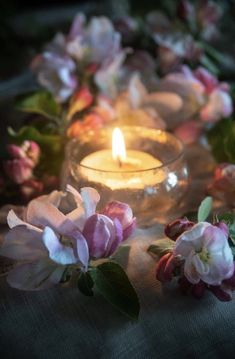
[32,53,77,103]
[31,34,78,104]
[159,65,232,126]
[0,186,135,290]
[200,89,232,122]
[94,51,128,99]
[66,15,122,65]
[174,222,234,286]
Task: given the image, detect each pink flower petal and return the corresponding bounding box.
[82,214,111,258]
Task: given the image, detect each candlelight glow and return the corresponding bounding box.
[112,128,126,164]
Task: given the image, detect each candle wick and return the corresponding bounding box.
[117,156,122,168]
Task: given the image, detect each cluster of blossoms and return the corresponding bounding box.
[161,66,233,144]
[155,218,235,301]
[27,11,233,146]
[31,14,128,103]
[0,185,136,290]
[145,0,222,74]
[66,65,232,141]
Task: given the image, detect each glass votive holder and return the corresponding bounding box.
[61,126,189,227]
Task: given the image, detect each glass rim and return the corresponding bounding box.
[71,126,185,174]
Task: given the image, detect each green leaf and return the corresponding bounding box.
[148,238,175,258]
[90,262,140,320]
[77,271,94,297]
[197,196,213,222]
[16,91,61,120]
[207,119,235,163]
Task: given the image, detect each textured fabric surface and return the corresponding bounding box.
[1,225,235,359]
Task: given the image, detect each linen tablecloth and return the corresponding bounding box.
[1,144,234,359]
[1,225,235,359]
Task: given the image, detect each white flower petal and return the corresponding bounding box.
[80,187,100,218]
[7,259,64,291]
[42,227,77,265]
[1,225,45,261]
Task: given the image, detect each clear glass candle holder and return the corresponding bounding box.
[62,126,189,226]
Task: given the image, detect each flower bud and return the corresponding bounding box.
[102,201,136,239]
[4,158,33,184]
[165,218,195,241]
[82,214,123,259]
[156,253,176,283]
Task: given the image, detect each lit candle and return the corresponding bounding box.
[80,128,165,190]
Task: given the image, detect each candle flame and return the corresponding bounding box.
[112,128,126,165]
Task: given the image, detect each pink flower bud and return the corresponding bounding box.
[174,120,203,145]
[165,218,195,241]
[102,201,136,239]
[7,141,40,167]
[67,87,93,120]
[67,112,104,138]
[82,214,123,259]
[156,253,176,283]
[4,158,33,184]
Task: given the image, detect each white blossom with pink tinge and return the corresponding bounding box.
[0,186,135,290]
[174,222,234,286]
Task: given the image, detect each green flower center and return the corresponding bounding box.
[198,247,210,263]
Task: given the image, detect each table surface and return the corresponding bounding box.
[1,144,234,359]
